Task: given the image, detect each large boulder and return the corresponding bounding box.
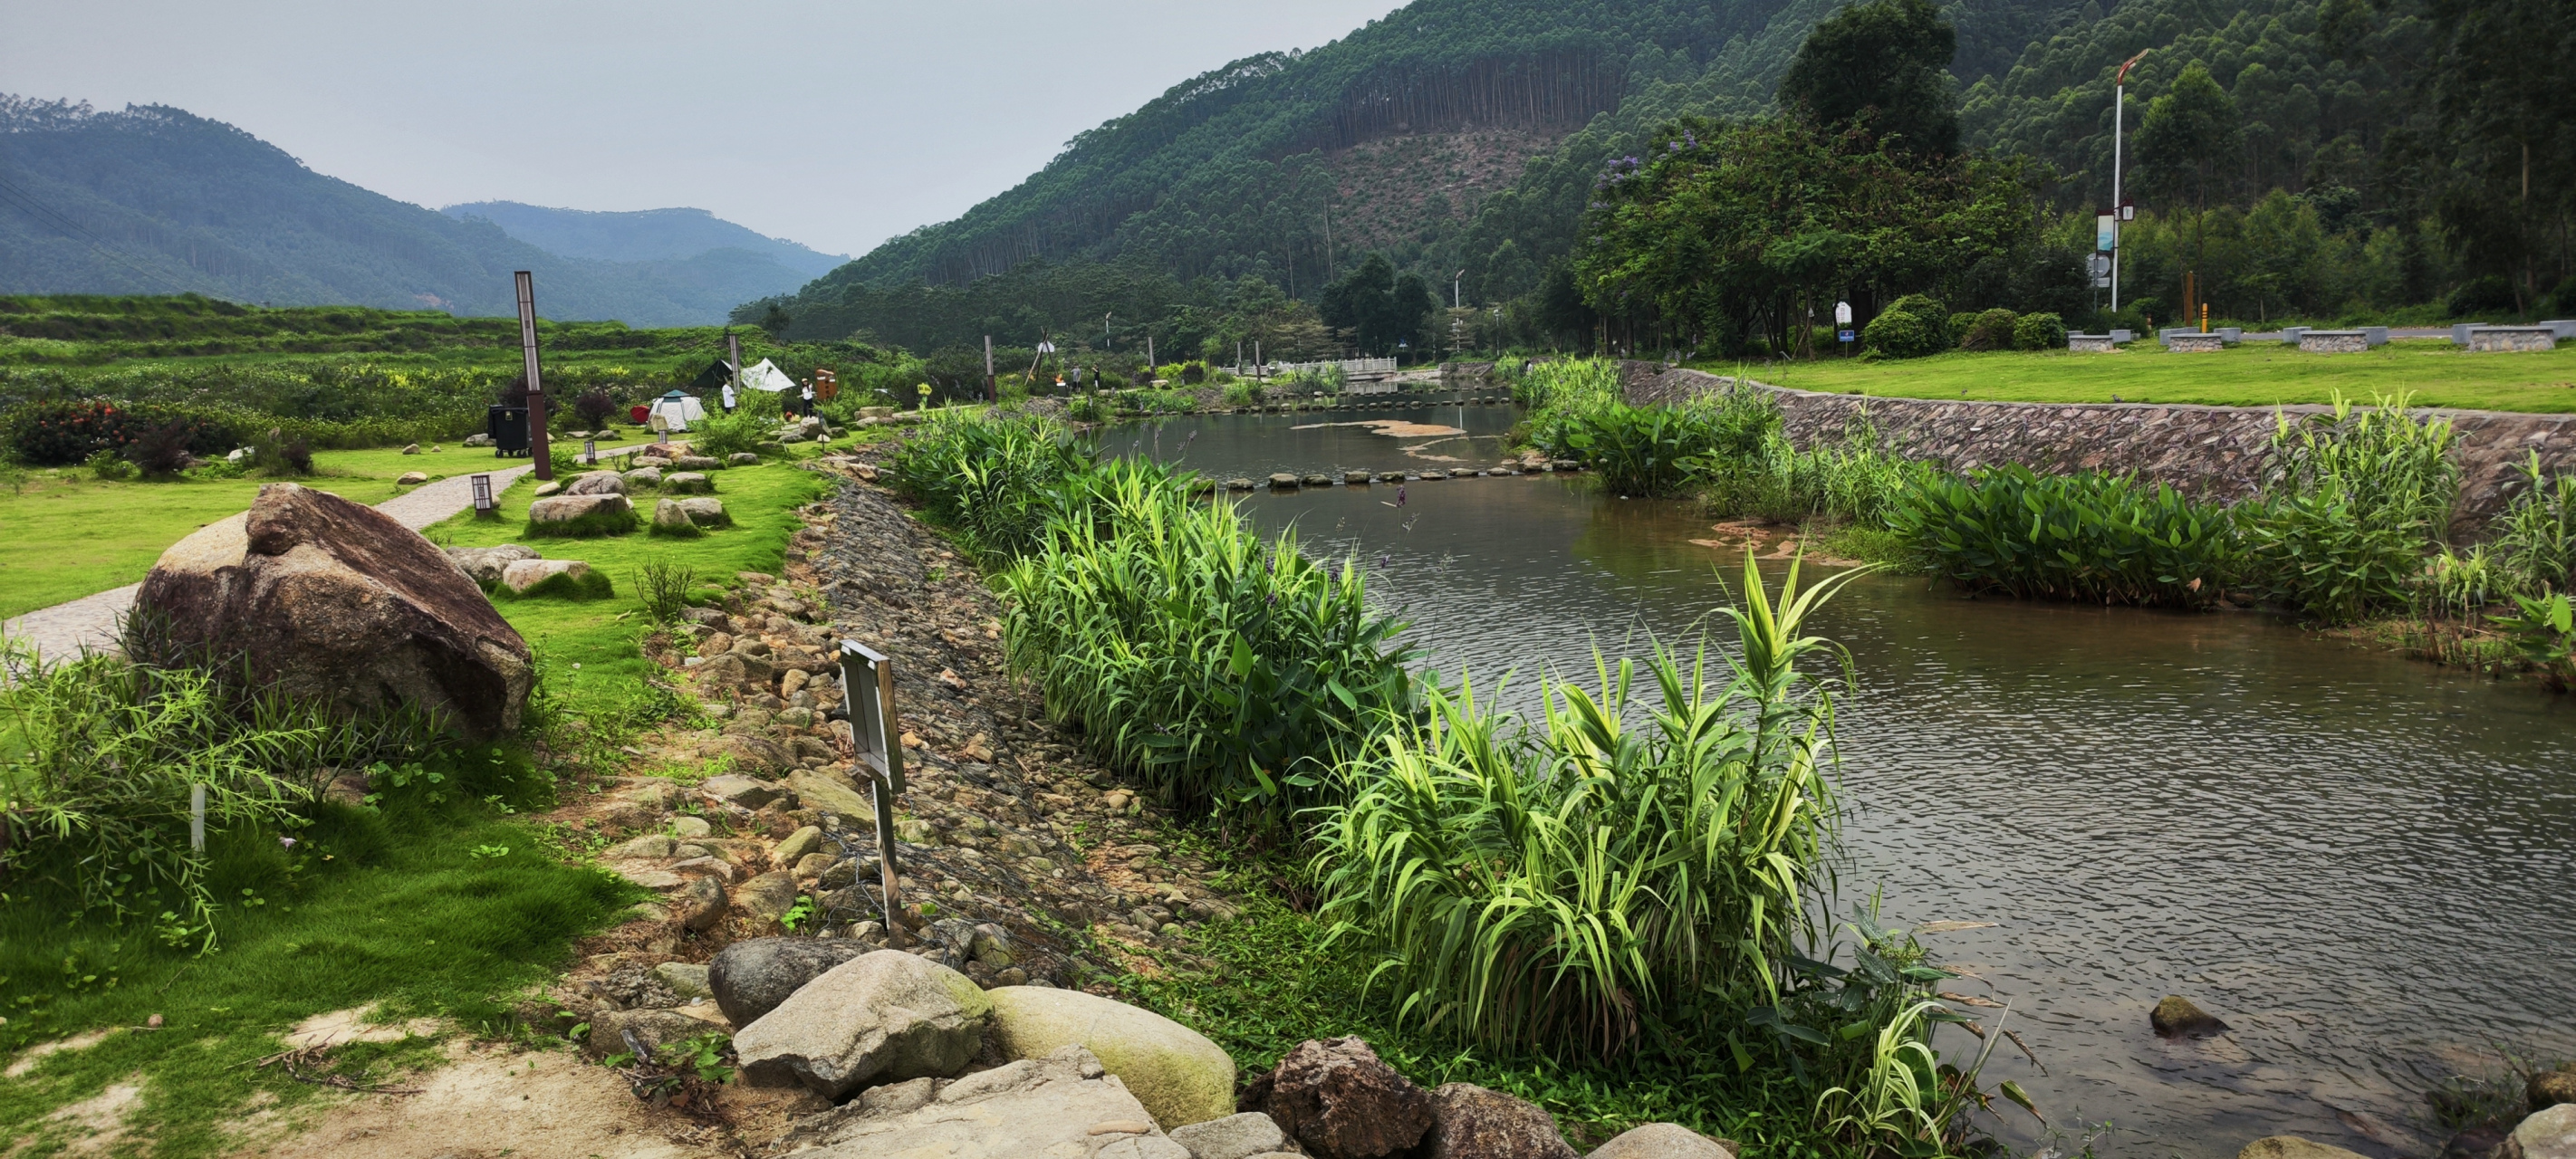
[444,544,539,587]
[675,496,731,527]
[1239,1037,1434,1159]
[527,493,632,525]
[1419,1083,1576,1159]
[584,1008,706,1059]
[708,937,875,1024]
[2506,1105,2576,1159]
[733,950,991,1097]
[771,1045,1189,1159]
[663,471,714,494]
[500,558,591,594]
[2235,1138,2372,1159]
[133,484,532,738]
[1586,1125,1739,1159]
[984,985,1235,1129]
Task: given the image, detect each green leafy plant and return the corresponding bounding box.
[2494,593,2575,690]
[637,560,698,624]
[1890,465,2235,607]
[2241,394,2456,624]
[82,449,135,481]
[2493,452,2576,599]
[778,896,816,931]
[883,408,1092,560]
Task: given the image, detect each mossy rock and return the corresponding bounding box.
[523,508,640,539]
[508,568,615,601]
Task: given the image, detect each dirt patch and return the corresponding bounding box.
[235,1041,720,1159]
[281,1006,442,1051]
[17,1079,143,1156]
[4,1027,118,1078]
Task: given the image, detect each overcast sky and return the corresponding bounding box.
[0,0,1402,258]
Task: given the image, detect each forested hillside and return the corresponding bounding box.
[0,98,817,327]
[755,0,2570,356]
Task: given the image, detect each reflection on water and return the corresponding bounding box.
[1129,407,2576,1159]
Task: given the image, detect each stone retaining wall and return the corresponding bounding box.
[1618,363,2576,528]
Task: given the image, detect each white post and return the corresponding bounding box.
[2111,81,2124,312]
[190,782,206,852]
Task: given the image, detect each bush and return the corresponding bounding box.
[2011,311,2066,350]
[2239,395,2456,624]
[883,408,1093,560]
[572,388,620,429]
[1179,361,1207,385]
[2493,453,2576,599]
[83,449,136,481]
[1860,295,1949,359]
[687,406,766,459]
[4,398,235,466]
[1959,309,2019,351]
[122,419,198,477]
[1890,465,2235,607]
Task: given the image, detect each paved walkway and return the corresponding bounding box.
[2,446,653,663]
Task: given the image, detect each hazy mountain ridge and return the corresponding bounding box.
[440,201,845,276]
[0,97,819,326]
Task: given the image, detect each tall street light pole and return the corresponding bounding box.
[514,272,552,481]
[2111,50,2148,313]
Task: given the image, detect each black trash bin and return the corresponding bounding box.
[486,406,529,457]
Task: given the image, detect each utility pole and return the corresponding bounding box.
[2111,50,2147,313]
[984,334,995,402]
[727,330,744,398]
[514,272,552,481]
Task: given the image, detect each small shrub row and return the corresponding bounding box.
[1864,295,2064,359]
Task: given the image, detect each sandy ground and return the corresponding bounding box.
[226,1040,728,1159]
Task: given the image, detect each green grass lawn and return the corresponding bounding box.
[1737,339,2576,413]
[0,445,526,619]
[420,450,833,694]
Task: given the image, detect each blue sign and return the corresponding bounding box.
[1838,330,1857,343]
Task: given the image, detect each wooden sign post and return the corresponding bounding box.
[514,272,553,481]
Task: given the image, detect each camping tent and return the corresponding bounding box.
[647,389,707,432]
[740,359,797,393]
[688,358,735,392]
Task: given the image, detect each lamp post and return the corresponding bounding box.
[470,473,496,518]
[2111,50,2148,312]
[514,272,553,481]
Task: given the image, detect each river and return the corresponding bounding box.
[1121,402,2576,1159]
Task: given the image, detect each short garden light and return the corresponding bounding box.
[469,473,495,517]
[836,639,908,943]
[583,438,597,465]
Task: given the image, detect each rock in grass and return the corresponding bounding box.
[983,985,1235,1128]
[2236,1138,2374,1159]
[525,493,637,538]
[733,950,991,1097]
[531,480,562,498]
[396,470,429,485]
[664,471,715,494]
[671,455,723,470]
[708,936,872,1025]
[2507,1106,2576,1159]
[2151,995,2230,1039]
[677,496,731,528]
[728,452,761,466]
[565,470,627,496]
[1585,1124,1741,1159]
[133,483,532,739]
[445,544,538,587]
[650,498,705,538]
[1418,1083,1575,1159]
[623,465,665,489]
[1170,1113,1289,1159]
[499,558,611,600]
[1240,1037,1434,1159]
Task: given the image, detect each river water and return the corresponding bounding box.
[1122,404,2576,1159]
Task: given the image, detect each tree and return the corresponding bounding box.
[1319,254,1436,357]
[2134,63,2243,214]
[1776,0,1961,158]
[2422,0,2576,310]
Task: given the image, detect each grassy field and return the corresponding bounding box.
[0,446,530,619]
[1737,339,2576,412]
[0,445,846,1157]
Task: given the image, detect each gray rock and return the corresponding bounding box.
[733,950,993,1097]
[702,774,784,809]
[678,874,728,932]
[463,432,494,447]
[1419,1083,1575,1159]
[605,835,678,858]
[2506,1106,2576,1159]
[774,824,823,862]
[1585,1124,1740,1159]
[564,470,626,496]
[623,466,664,488]
[527,493,631,525]
[651,497,696,532]
[734,870,803,920]
[984,985,1235,1128]
[669,815,712,838]
[1269,474,1301,489]
[670,455,722,470]
[1171,1112,1289,1159]
[706,935,872,1024]
[531,481,562,498]
[663,471,715,493]
[653,961,712,999]
[675,496,731,527]
[1344,470,1371,484]
[1238,1037,1431,1159]
[774,1045,1188,1159]
[445,544,540,586]
[728,452,761,465]
[499,558,591,593]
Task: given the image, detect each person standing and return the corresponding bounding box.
[800,378,816,417]
[721,380,737,414]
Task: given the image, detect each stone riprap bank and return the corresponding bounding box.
[1610,363,2576,528]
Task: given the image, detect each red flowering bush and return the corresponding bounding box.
[4,399,238,466]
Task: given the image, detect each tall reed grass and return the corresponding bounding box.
[884,407,1093,560]
[1890,465,2235,608]
[998,461,1414,829]
[2237,394,2458,624]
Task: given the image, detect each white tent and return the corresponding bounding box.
[647,389,707,432]
[741,359,798,393]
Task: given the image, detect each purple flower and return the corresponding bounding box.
[279,836,298,849]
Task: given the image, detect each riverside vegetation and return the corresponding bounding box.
[883,407,2034,1156]
[1505,358,2576,686]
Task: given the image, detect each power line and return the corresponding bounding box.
[0,174,216,297]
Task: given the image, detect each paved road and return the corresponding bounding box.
[1,449,648,663]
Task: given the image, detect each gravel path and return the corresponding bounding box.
[2,446,653,663]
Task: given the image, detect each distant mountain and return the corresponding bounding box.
[0,96,809,326]
[441,202,845,277]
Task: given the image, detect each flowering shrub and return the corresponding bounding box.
[4,399,237,466]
